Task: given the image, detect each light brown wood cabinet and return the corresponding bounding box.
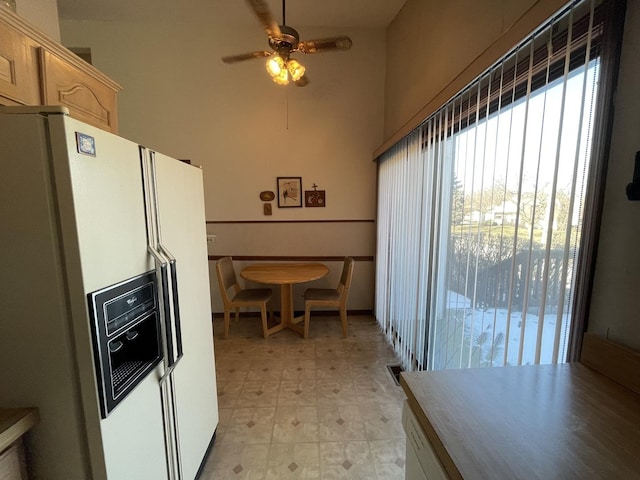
[0,7,121,133]
[400,334,640,479]
[0,14,39,106]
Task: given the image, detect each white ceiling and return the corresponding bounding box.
[57,0,408,28]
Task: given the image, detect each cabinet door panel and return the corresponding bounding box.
[39,49,119,133]
[0,19,39,106]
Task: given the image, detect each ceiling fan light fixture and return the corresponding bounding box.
[221,0,352,88]
[266,55,285,76]
[286,59,305,82]
[272,69,290,85]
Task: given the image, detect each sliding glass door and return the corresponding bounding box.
[376,0,617,371]
[429,62,599,370]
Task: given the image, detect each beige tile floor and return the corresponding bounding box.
[199,314,407,479]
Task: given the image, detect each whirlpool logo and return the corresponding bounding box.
[126,296,138,306]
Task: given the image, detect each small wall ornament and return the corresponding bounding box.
[304,184,326,207]
[260,191,275,201]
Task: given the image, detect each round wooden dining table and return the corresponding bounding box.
[240,263,329,337]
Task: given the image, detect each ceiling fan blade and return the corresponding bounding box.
[222,51,272,64]
[297,36,353,54]
[245,0,282,39]
[294,74,309,87]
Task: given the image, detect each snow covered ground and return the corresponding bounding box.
[464,307,570,365]
[431,292,571,369]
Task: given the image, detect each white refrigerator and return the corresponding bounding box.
[0,106,218,480]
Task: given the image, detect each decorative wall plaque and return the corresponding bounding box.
[304,183,326,207]
[260,191,275,201]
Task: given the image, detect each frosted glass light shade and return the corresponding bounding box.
[266,56,285,76]
[287,60,305,82]
[272,69,289,85]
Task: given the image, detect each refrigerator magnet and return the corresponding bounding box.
[76,132,96,156]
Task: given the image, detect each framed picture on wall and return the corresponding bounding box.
[305,189,326,207]
[277,177,302,208]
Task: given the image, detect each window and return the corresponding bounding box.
[375,0,622,371]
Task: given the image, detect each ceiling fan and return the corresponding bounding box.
[221,0,353,86]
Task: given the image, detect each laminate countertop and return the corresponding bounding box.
[0,408,38,452]
[401,363,640,479]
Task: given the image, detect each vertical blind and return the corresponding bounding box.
[376,0,610,371]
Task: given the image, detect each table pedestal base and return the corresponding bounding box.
[265,284,304,338]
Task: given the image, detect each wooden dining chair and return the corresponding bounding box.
[303,257,355,339]
[215,256,272,339]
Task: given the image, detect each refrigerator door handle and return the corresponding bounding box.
[142,148,179,367]
[148,245,174,368]
[160,246,183,361]
[158,355,182,385]
[160,261,176,367]
[168,259,184,360]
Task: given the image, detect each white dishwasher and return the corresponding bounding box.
[402,401,449,480]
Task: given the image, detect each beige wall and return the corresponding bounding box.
[384,0,640,350]
[384,0,531,138]
[16,0,60,40]
[382,0,572,150]
[207,222,375,312]
[587,0,640,351]
[60,12,384,313]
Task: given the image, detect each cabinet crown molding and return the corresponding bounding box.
[0,7,122,91]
